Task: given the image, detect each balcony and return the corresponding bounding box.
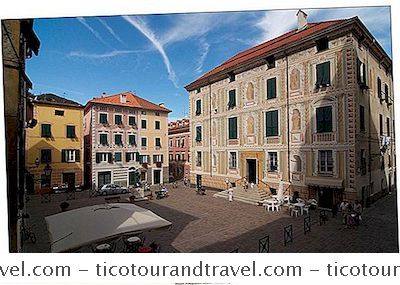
[312,132,336,143]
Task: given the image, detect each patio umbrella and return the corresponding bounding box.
[45,203,172,252]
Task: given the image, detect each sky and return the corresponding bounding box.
[27,6,392,121]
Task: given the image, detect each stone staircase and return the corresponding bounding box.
[213,184,270,205]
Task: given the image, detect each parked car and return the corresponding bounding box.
[96,183,128,196]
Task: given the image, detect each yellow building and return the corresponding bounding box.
[26,93,84,192]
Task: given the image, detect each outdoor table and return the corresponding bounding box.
[293,202,305,215]
[127,236,141,243]
[124,236,141,252]
[138,246,153,253]
[264,198,278,211]
[95,243,111,253]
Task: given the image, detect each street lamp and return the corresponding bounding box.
[43,163,52,177]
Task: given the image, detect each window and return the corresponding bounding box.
[316,37,329,52]
[228,117,238,139]
[384,84,389,104]
[141,111,146,115]
[229,152,237,169]
[66,125,76,138]
[155,121,160,130]
[357,58,367,87]
[228,72,235,82]
[359,105,365,132]
[196,151,202,167]
[318,150,333,174]
[155,111,160,116]
[115,114,122,125]
[360,149,366,175]
[41,149,52,163]
[265,110,279,137]
[141,137,147,147]
[139,155,149,163]
[128,116,136,126]
[155,138,161,147]
[181,139,185,147]
[126,152,137,162]
[182,153,185,161]
[169,139,173,147]
[153,154,163,163]
[55,110,64,116]
[315,61,331,87]
[128,134,136,146]
[228,90,236,109]
[377,77,382,99]
[195,99,202,115]
[169,154,173,161]
[114,134,123,146]
[387,117,390,136]
[41,124,51,138]
[96,152,112,163]
[195,126,202,142]
[99,113,108,124]
[61,149,80,163]
[176,154,180,161]
[114,152,122,162]
[267,77,277,99]
[175,139,180,147]
[266,55,275,69]
[268,152,278,172]
[379,114,383,136]
[99,133,108,145]
[316,106,333,133]
[141,119,147,129]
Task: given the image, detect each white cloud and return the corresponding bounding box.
[76,17,113,49]
[97,17,126,46]
[195,39,210,74]
[122,15,178,88]
[67,50,144,59]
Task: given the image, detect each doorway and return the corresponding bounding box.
[317,187,333,209]
[153,170,161,185]
[98,171,111,188]
[246,159,257,184]
[63,173,76,189]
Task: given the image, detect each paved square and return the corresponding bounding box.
[25,184,398,253]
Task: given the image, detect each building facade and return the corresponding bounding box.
[84,92,170,188]
[168,118,190,180]
[185,12,394,209]
[2,19,40,252]
[25,94,84,192]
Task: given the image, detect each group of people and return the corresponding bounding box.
[339,200,363,228]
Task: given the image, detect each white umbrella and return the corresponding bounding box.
[45,203,172,252]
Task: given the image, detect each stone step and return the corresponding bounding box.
[213,186,270,205]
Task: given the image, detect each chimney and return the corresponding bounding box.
[120,93,127,103]
[159,102,165,108]
[296,9,308,31]
[101,92,106,98]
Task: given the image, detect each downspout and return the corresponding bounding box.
[209,81,212,177]
[367,48,372,207]
[285,53,291,186]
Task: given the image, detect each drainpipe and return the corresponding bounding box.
[209,81,212,178]
[367,48,372,207]
[285,53,291,187]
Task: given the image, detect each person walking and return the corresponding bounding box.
[228,185,233,202]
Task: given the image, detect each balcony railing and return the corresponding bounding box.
[313,132,336,143]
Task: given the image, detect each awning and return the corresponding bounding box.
[45,203,172,253]
[305,177,344,188]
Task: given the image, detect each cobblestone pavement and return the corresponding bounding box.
[24,184,398,253]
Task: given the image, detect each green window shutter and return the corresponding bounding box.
[228,90,236,107]
[99,114,107,124]
[42,124,51,137]
[153,155,157,163]
[267,78,277,99]
[108,153,112,163]
[136,152,140,162]
[316,106,332,133]
[156,138,161,146]
[100,134,108,145]
[115,134,122,145]
[360,105,365,131]
[141,137,147,146]
[357,58,361,84]
[129,116,136,126]
[129,135,136,145]
[115,115,122,125]
[377,77,382,98]
[141,120,147,129]
[228,117,237,139]
[196,100,201,115]
[67,126,75,138]
[196,126,202,141]
[147,155,151,164]
[155,121,160,129]
[114,152,121,162]
[61,150,66,162]
[316,62,330,87]
[96,153,100,163]
[75,150,80,162]
[125,152,129,162]
[266,110,278,137]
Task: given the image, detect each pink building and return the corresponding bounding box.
[168,118,190,180]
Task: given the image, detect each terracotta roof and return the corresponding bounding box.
[185,19,349,90]
[35,93,83,108]
[85,91,171,113]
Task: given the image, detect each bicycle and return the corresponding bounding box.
[20,214,37,244]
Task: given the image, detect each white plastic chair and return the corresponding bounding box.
[291,208,299,217]
[303,205,310,215]
[266,203,275,212]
